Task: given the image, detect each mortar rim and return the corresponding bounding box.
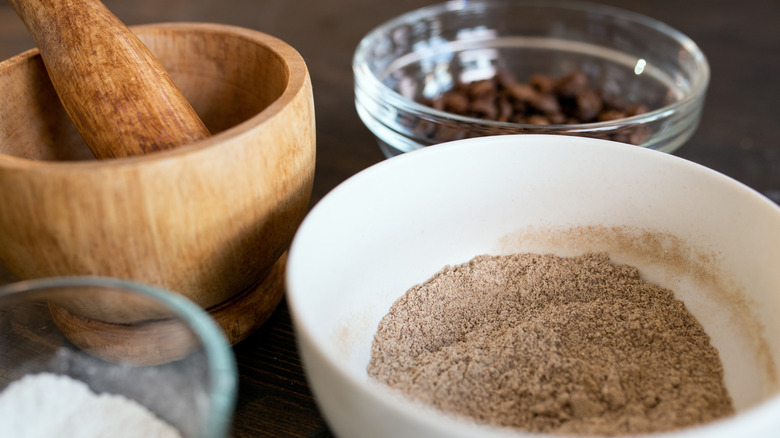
[0,21,311,170]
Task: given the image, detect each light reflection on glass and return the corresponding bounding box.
[634,58,647,75]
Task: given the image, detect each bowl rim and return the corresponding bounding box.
[0,275,238,438]
[0,22,310,170]
[352,0,710,131]
[287,134,780,437]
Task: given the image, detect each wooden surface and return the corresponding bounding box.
[7,0,210,158]
[1,0,778,436]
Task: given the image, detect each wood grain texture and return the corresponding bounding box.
[6,0,210,158]
[48,252,286,365]
[49,302,201,366]
[0,23,315,343]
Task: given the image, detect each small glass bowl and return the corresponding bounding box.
[0,276,237,438]
[353,0,710,157]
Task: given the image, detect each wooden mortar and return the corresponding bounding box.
[0,23,316,364]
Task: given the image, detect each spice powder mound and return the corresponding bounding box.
[367,253,735,436]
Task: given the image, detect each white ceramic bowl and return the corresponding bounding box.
[287,135,780,437]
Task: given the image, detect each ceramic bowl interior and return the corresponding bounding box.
[0,276,237,438]
[354,0,709,157]
[287,135,780,438]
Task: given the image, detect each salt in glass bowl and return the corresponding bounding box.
[353,0,710,157]
[0,276,237,438]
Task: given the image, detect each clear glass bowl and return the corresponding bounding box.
[353,0,710,157]
[0,276,237,438]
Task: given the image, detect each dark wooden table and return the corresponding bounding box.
[1,0,778,436]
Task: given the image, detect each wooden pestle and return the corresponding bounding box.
[7,0,210,159]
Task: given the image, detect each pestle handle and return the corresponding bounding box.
[7,0,210,159]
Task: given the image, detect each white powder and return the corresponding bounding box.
[0,373,182,438]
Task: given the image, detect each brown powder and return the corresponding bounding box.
[367,252,735,435]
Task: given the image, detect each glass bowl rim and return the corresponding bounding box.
[0,275,238,438]
[353,0,711,131]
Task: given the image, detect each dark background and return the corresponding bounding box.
[1,0,778,436]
